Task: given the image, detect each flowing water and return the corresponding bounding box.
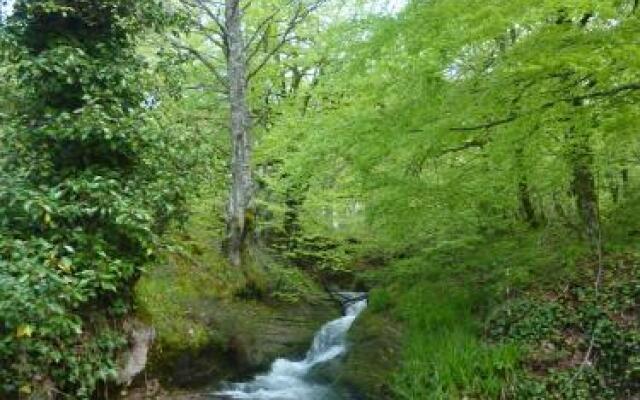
[214,299,368,400]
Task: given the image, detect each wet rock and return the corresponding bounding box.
[330,291,368,314]
[307,355,345,384]
[147,293,340,389]
[241,297,340,369]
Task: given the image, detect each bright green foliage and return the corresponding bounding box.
[258,0,640,252]
[388,267,521,400]
[253,0,640,397]
[0,1,205,397]
[2,0,640,397]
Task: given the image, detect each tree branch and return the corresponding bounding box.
[169,36,229,90]
[247,0,326,81]
[441,138,488,155]
[244,8,281,54]
[192,0,227,31]
[197,24,228,54]
[179,0,230,57]
[449,116,517,132]
[450,81,640,132]
[561,82,640,104]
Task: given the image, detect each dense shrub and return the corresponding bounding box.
[0,1,204,397]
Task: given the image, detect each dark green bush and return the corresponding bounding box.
[0,1,204,397]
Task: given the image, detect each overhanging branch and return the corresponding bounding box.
[449,81,640,132]
[449,116,517,132]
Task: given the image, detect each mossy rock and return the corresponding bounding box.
[147,298,339,386]
[337,311,402,399]
[136,241,339,384]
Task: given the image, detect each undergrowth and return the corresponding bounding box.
[489,256,640,399]
[135,195,328,361]
[361,224,640,399]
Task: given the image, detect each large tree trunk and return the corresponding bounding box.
[226,0,253,267]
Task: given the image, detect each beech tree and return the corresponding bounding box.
[174,0,325,266]
[257,0,640,261]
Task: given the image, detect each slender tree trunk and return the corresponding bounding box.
[283,182,309,251]
[621,168,629,197]
[226,0,253,266]
[515,147,538,227]
[567,128,600,253]
[518,179,537,227]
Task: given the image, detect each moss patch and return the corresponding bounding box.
[338,311,402,399]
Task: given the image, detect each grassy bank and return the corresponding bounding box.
[352,220,640,399]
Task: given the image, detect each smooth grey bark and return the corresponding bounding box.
[226,0,253,267]
[174,0,325,266]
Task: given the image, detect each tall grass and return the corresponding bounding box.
[374,230,582,399]
[389,282,520,399]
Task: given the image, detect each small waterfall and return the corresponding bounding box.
[214,299,367,400]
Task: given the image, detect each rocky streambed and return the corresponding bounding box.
[120,292,339,398]
[120,289,400,400]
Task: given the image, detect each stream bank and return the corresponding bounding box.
[117,201,347,397]
[114,196,404,399]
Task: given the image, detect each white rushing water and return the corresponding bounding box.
[215,299,368,400]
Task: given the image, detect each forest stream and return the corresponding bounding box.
[213,299,368,400]
[4,1,640,399]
